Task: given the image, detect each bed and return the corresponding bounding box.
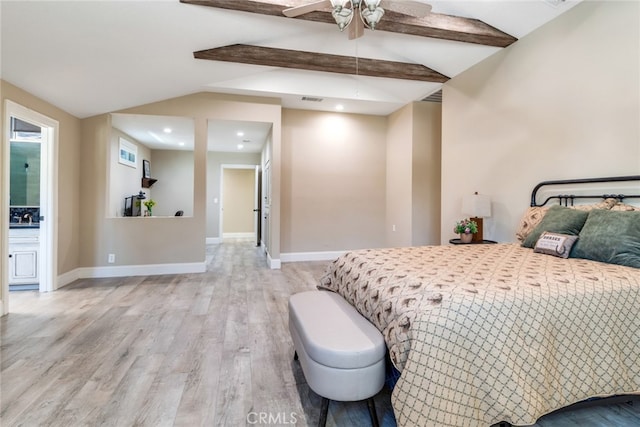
[318,176,640,426]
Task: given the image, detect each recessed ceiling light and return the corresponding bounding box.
[237,131,244,137]
[237,144,244,150]
[163,127,172,134]
[336,104,345,111]
[178,142,185,146]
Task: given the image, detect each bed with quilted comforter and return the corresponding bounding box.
[318,177,640,426]
[319,244,640,426]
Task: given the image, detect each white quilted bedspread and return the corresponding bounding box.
[319,243,640,426]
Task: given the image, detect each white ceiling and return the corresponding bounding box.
[207,119,272,154]
[1,0,581,151]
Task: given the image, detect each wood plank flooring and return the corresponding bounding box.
[1,239,639,426]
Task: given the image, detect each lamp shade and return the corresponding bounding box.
[361,5,384,28]
[332,6,353,30]
[462,193,492,218]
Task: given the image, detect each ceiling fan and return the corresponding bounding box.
[283,0,432,39]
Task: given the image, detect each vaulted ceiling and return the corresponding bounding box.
[0,0,582,118]
[184,0,517,84]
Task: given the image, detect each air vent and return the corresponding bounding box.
[421,90,442,103]
[301,96,324,102]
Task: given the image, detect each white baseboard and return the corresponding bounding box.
[55,251,342,286]
[267,253,281,269]
[57,261,207,284]
[56,268,82,289]
[206,237,222,244]
[280,250,345,263]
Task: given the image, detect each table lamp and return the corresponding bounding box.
[462,192,492,242]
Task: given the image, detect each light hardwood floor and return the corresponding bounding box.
[1,239,639,426]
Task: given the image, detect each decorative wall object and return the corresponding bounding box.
[142,159,151,178]
[118,137,137,168]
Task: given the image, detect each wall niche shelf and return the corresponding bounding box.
[142,177,157,188]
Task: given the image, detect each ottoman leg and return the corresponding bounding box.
[367,397,379,427]
[318,397,329,427]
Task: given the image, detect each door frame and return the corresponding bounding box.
[254,165,262,247]
[2,100,58,314]
[219,164,259,240]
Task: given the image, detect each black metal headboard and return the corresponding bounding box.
[530,175,640,207]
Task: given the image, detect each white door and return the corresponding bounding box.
[2,101,58,314]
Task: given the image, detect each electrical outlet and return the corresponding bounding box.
[392,224,396,232]
[108,253,115,263]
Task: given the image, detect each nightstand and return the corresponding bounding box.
[449,238,498,245]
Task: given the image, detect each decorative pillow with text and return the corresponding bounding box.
[533,232,578,258]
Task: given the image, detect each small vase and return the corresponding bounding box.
[460,233,473,243]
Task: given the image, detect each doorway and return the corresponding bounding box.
[220,165,260,241]
[2,100,58,314]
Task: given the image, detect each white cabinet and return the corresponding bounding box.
[8,231,39,285]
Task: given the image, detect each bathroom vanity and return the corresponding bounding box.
[9,227,39,286]
[8,217,40,287]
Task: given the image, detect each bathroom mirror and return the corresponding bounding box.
[10,138,41,207]
[109,114,194,218]
[9,117,42,207]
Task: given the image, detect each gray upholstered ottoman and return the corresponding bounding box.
[288,290,386,427]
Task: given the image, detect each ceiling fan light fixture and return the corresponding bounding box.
[282,0,433,36]
[331,3,354,31]
[360,5,384,29]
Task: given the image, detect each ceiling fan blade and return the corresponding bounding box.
[381,1,432,18]
[348,14,365,40]
[283,0,332,17]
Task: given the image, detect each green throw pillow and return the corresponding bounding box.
[571,209,640,268]
[522,205,589,248]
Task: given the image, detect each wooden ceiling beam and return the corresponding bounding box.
[180,0,517,48]
[194,44,449,83]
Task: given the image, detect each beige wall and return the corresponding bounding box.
[1,80,82,278]
[281,109,387,253]
[151,149,194,217]
[441,0,640,243]
[222,168,255,234]
[386,104,413,246]
[412,101,442,246]
[386,102,442,248]
[80,92,281,267]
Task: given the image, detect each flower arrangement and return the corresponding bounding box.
[454,218,478,235]
[143,199,156,214]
